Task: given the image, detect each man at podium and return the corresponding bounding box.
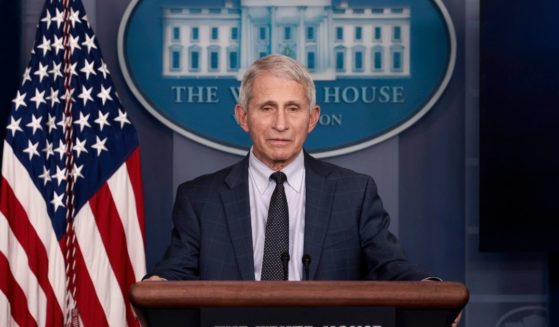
[145,54,434,282]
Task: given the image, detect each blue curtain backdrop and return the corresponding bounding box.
[0,1,21,165]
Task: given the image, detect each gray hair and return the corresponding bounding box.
[238,54,316,111]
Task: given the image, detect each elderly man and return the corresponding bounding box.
[146,54,432,281]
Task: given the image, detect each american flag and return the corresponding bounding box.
[0,0,146,326]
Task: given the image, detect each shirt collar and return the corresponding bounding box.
[248,149,305,195]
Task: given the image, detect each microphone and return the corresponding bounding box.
[280,252,290,281]
[302,254,311,281]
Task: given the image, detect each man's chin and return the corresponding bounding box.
[270,149,295,160]
[254,148,299,169]
[266,153,296,170]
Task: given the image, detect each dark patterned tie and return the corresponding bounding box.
[261,171,289,280]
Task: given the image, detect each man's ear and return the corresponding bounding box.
[235,104,249,132]
[307,106,321,133]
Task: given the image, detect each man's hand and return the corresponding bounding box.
[420,278,462,326]
[452,310,463,327]
[144,275,166,281]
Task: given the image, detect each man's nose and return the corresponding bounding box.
[273,109,288,131]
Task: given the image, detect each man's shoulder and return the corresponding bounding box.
[177,158,247,193]
[305,154,372,182]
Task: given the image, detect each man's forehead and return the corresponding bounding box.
[253,99,304,107]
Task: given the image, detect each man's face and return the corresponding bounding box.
[235,72,320,171]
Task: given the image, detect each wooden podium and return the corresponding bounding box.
[130,281,469,327]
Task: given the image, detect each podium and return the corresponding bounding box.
[130,281,469,327]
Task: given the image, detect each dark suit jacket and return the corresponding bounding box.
[151,153,431,281]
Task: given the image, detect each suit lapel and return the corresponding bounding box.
[303,154,336,280]
[220,157,255,280]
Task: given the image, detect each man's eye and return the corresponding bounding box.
[262,106,273,111]
[288,106,299,112]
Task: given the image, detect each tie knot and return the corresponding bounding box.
[271,171,287,185]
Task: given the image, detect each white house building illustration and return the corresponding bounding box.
[162,0,411,80]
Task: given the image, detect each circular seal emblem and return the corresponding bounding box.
[496,306,547,327]
[118,0,456,157]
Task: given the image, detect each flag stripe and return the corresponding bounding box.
[0,215,41,327]
[1,142,66,307]
[0,212,47,327]
[68,239,109,327]
[107,153,146,281]
[0,178,64,326]
[89,182,138,326]
[74,202,127,326]
[0,290,18,327]
[125,148,146,239]
[0,252,38,327]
